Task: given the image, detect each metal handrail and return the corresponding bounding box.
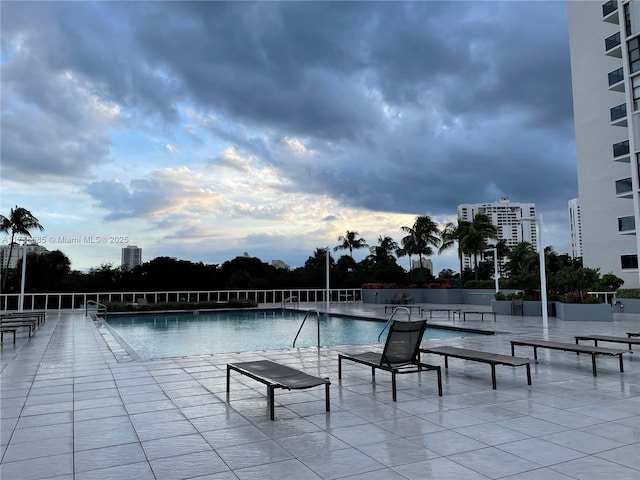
[85,300,107,318]
[292,310,321,348]
[281,295,299,310]
[377,306,411,341]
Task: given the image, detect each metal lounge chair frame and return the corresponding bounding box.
[338,319,442,401]
[226,360,330,420]
[511,298,524,316]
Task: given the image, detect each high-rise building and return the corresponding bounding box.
[567,0,640,287]
[271,259,290,270]
[0,243,48,270]
[568,198,584,259]
[121,245,142,270]
[411,257,433,274]
[457,197,537,271]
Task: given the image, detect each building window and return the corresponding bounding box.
[618,215,636,232]
[616,177,633,194]
[633,76,640,111]
[625,3,632,37]
[621,254,638,269]
[630,37,640,73]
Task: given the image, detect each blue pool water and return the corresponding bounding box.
[105,309,481,359]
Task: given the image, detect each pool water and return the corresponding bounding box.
[105,309,481,359]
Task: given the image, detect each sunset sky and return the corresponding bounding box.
[1,1,576,274]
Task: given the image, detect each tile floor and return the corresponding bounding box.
[1,303,639,479]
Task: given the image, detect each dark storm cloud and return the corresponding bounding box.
[2,1,576,220]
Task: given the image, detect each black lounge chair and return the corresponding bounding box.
[420,346,536,389]
[338,319,442,401]
[226,360,330,420]
[511,298,524,316]
[510,339,629,376]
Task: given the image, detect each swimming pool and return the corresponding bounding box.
[105,309,482,359]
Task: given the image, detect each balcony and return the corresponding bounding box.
[616,177,633,197]
[608,67,625,91]
[610,103,628,126]
[603,1,617,17]
[618,215,636,233]
[613,139,630,161]
[606,32,622,57]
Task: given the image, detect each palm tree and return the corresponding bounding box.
[439,218,470,287]
[401,215,441,279]
[0,206,45,290]
[459,213,498,280]
[334,231,368,258]
[370,235,399,262]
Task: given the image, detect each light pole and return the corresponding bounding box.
[19,240,27,312]
[325,247,330,314]
[521,216,548,329]
[487,246,500,293]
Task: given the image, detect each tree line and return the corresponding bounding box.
[1,206,624,297]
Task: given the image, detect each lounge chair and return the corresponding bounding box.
[389,292,404,304]
[338,319,442,401]
[510,339,629,376]
[420,346,536,389]
[511,298,524,316]
[402,293,414,304]
[226,360,330,420]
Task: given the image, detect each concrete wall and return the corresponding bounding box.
[555,302,613,321]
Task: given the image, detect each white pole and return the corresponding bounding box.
[19,240,27,312]
[325,247,330,314]
[492,247,500,293]
[536,216,549,330]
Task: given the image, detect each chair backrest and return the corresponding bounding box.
[380,320,427,367]
[513,299,524,307]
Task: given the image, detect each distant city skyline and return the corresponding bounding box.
[1,1,575,274]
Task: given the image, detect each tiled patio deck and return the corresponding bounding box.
[1,304,639,480]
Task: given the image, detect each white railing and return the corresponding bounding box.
[0,288,362,312]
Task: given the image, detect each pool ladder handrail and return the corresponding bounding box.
[377,306,412,341]
[281,295,299,310]
[86,300,107,318]
[292,309,321,348]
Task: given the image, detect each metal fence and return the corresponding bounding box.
[1,288,362,312]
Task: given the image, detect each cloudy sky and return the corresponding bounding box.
[1,0,576,274]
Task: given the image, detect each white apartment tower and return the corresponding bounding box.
[0,243,48,270]
[457,197,537,271]
[568,198,584,259]
[567,0,640,287]
[121,245,142,271]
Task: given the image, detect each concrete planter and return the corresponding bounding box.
[491,300,513,315]
[492,300,556,316]
[554,302,612,321]
[612,298,640,313]
[361,288,465,304]
[522,301,556,317]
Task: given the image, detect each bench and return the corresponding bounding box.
[461,311,496,322]
[575,335,640,352]
[510,339,629,376]
[0,318,38,336]
[0,311,46,325]
[227,360,330,420]
[421,308,461,321]
[420,346,536,389]
[0,328,18,344]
